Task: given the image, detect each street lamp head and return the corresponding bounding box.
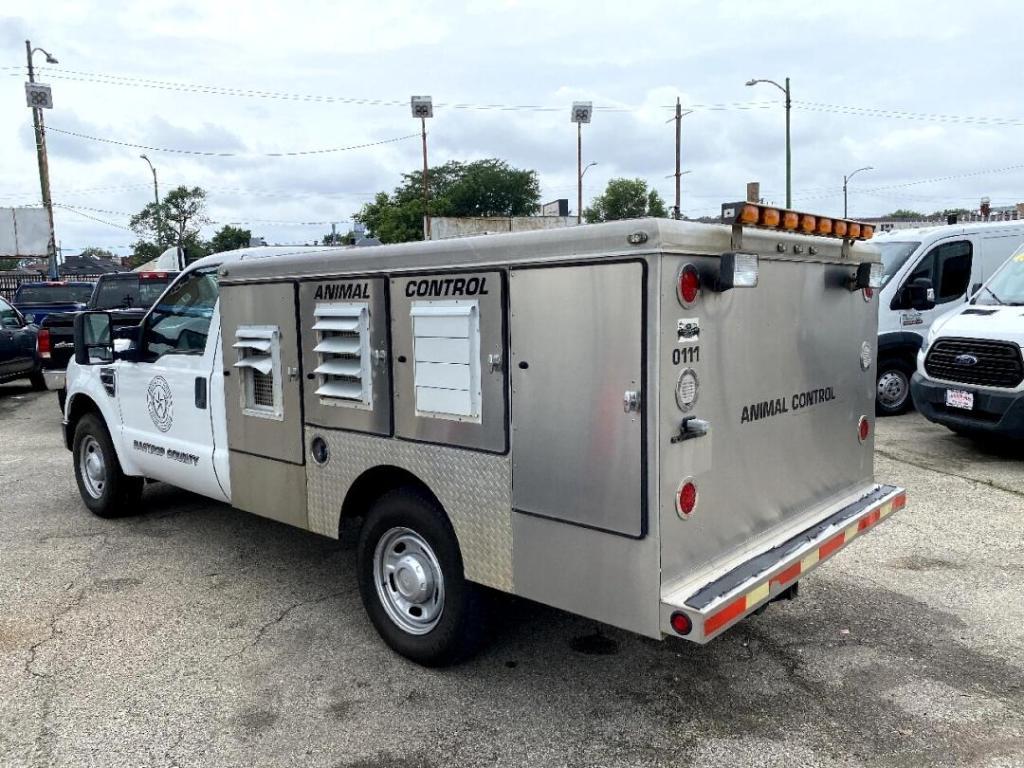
[45,54,58,64]
[745,79,758,87]
[140,153,148,160]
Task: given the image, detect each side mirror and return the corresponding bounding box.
[73,311,114,365]
[907,277,935,311]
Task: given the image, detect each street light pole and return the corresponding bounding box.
[843,165,874,218]
[746,76,792,208]
[410,96,433,240]
[571,102,593,225]
[140,154,160,247]
[25,40,58,278]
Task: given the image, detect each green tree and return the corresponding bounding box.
[356,159,541,243]
[929,208,972,220]
[883,209,926,221]
[584,178,668,223]
[209,225,252,253]
[130,185,211,264]
[321,229,356,246]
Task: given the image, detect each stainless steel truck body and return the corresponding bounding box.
[64,214,906,664]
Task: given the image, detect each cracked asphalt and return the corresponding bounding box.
[1,382,1023,768]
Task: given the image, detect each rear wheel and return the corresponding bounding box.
[876,358,915,416]
[73,414,143,518]
[357,488,488,666]
[29,370,46,391]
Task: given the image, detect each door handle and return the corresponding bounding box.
[194,376,208,409]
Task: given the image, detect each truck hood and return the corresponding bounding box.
[930,304,1024,347]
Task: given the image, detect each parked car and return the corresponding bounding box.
[0,295,44,388]
[911,244,1024,440]
[872,219,1024,415]
[39,271,176,410]
[12,281,94,326]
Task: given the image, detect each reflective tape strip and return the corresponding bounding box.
[700,492,906,638]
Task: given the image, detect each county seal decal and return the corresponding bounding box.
[146,375,174,432]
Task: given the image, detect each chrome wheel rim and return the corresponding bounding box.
[877,370,909,410]
[373,527,445,635]
[79,436,107,499]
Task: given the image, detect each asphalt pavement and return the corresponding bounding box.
[1,382,1022,768]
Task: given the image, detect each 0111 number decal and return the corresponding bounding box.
[672,346,699,366]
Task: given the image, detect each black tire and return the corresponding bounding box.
[72,413,143,518]
[357,488,488,666]
[29,370,46,391]
[876,358,915,416]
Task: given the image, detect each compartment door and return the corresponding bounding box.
[510,262,645,537]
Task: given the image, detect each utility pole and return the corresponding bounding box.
[140,154,160,246]
[571,102,593,225]
[667,99,693,219]
[25,40,58,278]
[410,96,433,240]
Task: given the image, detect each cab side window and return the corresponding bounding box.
[143,269,219,361]
[905,240,972,305]
[0,297,23,328]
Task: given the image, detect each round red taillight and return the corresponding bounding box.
[858,416,870,443]
[676,479,698,517]
[670,611,692,636]
[677,264,700,307]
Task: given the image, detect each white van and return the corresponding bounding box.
[911,244,1024,439]
[872,220,1024,415]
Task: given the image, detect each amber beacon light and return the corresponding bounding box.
[721,202,874,241]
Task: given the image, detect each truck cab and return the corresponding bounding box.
[873,220,1024,415]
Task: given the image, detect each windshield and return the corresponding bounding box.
[974,248,1024,306]
[93,276,171,310]
[875,241,921,286]
[15,284,93,304]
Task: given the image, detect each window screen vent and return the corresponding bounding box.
[313,303,371,408]
[233,325,283,419]
[410,301,480,421]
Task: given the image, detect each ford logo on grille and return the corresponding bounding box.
[954,354,979,367]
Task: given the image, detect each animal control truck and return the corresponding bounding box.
[63,210,906,665]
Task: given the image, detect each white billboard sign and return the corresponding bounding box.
[0,207,50,257]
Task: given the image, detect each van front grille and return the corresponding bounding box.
[924,338,1024,389]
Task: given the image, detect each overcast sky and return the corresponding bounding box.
[3,0,1024,255]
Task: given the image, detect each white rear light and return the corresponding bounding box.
[718,252,758,290]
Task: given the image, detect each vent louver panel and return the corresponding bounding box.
[233,325,282,418]
[313,303,371,407]
[410,301,481,420]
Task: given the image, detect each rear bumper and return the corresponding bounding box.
[661,484,906,642]
[911,373,1024,439]
[43,369,66,391]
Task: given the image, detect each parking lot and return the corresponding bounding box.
[1,383,1022,768]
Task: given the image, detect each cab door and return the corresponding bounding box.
[116,267,227,501]
[0,297,37,378]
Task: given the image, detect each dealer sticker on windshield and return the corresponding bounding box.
[945,389,974,410]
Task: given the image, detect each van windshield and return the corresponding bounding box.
[974,249,1024,305]
[876,241,921,286]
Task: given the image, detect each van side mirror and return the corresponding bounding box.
[906,277,935,311]
[74,311,114,365]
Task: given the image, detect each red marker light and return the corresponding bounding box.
[677,479,698,517]
[677,264,701,306]
[670,612,692,636]
[37,328,51,359]
[858,416,870,443]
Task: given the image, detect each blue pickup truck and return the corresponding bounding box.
[12,281,94,326]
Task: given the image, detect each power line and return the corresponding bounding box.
[793,100,1024,127]
[20,66,777,113]
[55,204,135,232]
[45,126,420,157]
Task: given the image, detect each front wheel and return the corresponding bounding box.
[73,414,143,518]
[876,359,915,416]
[357,488,488,666]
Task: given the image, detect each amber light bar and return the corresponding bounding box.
[721,202,874,241]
